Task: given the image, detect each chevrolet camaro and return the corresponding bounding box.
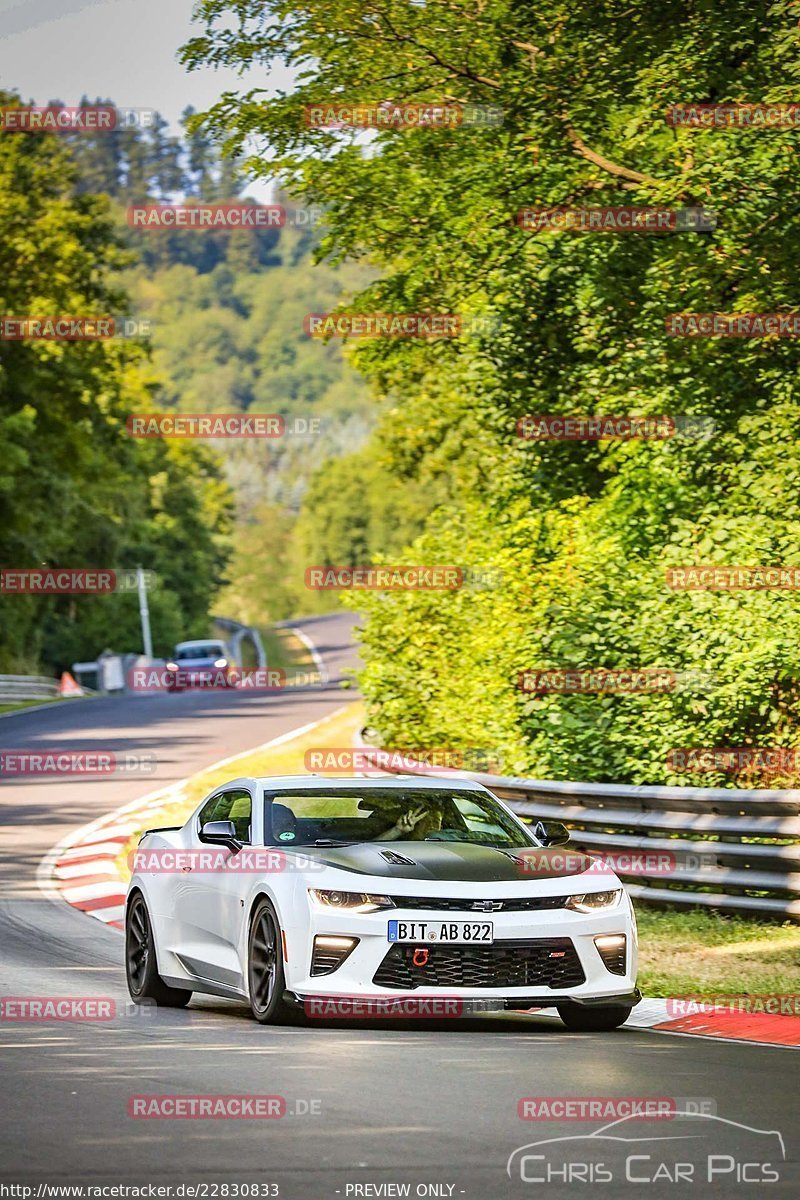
[125,775,639,1029]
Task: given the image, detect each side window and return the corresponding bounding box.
[228,790,252,843]
[198,789,252,843]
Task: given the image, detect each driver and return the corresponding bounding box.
[378,799,444,841]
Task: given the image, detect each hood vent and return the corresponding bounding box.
[380,849,418,866]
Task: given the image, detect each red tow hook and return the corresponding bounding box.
[412,948,429,967]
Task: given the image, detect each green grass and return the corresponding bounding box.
[210,621,314,673]
[636,907,800,996]
[257,624,314,674]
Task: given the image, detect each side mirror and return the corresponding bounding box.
[532,819,571,848]
[199,819,242,854]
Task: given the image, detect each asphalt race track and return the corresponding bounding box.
[0,611,797,1198]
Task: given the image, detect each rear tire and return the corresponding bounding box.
[557,1003,632,1031]
[247,898,295,1024]
[126,892,192,1008]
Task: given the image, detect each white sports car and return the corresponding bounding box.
[126,775,639,1030]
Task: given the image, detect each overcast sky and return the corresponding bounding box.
[0,0,292,196]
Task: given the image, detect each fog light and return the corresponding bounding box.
[594,934,627,976]
[311,935,359,976]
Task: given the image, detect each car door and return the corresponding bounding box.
[173,787,253,992]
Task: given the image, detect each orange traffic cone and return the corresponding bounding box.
[59,672,84,697]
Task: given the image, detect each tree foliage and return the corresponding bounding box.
[182,2,800,784]
[0,91,233,672]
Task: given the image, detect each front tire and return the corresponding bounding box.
[126,892,192,1008]
[557,1003,632,1031]
[247,898,294,1024]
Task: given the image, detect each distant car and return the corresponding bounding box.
[126,775,640,1028]
[164,639,236,691]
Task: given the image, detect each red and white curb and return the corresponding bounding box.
[516,998,799,1048]
[38,779,188,930]
[624,997,800,1048]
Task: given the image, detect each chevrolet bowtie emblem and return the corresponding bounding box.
[471,900,503,912]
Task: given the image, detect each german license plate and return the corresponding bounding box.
[387,919,494,944]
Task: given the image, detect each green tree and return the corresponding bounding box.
[181,2,800,784]
[0,90,233,673]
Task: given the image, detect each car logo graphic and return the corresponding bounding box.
[506,1112,786,1180]
[471,900,503,912]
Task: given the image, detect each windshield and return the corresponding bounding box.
[263,788,535,849]
[174,644,225,660]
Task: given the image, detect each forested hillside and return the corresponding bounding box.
[59,102,388,625]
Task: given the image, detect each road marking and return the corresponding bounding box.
[287,623,329,682]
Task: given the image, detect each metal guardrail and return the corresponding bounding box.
[212,617,266,669]
[355,742,800,920]
[0,674,58,702]
[2,622,265,703]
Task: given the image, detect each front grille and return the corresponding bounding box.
[389,895,568,913]
[373,938,585,991]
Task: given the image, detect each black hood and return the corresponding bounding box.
[292,841,594,882]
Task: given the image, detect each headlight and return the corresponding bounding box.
[214,657,228,668]
[566,889,622,913]
[308,889,394,913]
[166,661,178,672]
